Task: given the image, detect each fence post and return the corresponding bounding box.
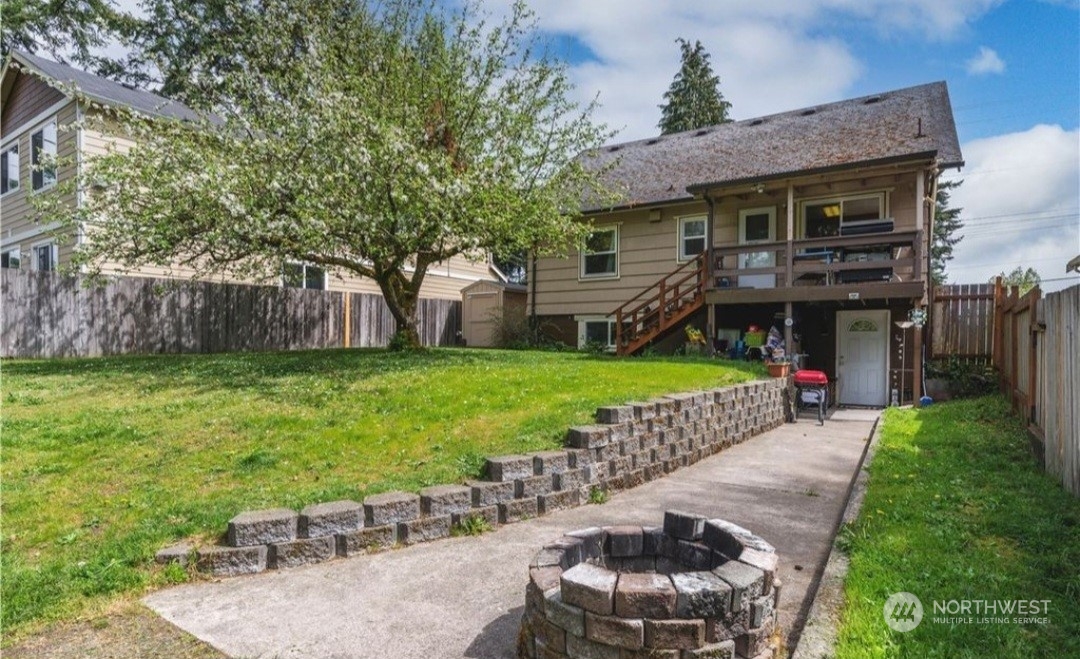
[344,292,352,348]
[1028,287,1041,425]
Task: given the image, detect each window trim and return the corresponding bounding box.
[577,316,617,351]
[579,224,620,281]
[1,143,19,196]
[30,240,58,272]
[281,260,328,290]
[676,214,708,263]
[31,118,58,192]
[798,191,888,238]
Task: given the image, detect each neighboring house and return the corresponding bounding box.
[0,50,498,300]
[531,81,963,407]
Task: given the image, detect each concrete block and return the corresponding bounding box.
[196,544,267,576]
[531,565,564,593]
[712,561,765,611]
[545,536,586,568]
[702,519,774,558]
[596,405,634,424]
[644,618,706,650]
[546,589,585,637]
[566,527,604,559]
[585,612,644,650]
[554,468,587,491]
[567,426,611,449]
[335,524,396,556]
[363,491,420,527]
[607,422,633,442]
[738,548,779,591]
[419,484,472,516]
[534,616,568,653]
[486,454,535,482]
[614,572,677,619]
[534,450,571,475]
[603,526,644,557]
[539,489,581,515]
[663,510,706,541]
[683,640,735,659]
[517,474,556,498]
[226,508,297,547]
[298,500,363,538]
[561,563,619,615]
[566,449,596,469]
[670,571,733,619]
[469,480,516,506]
[734,625,771,658]
[269,535,336,569]
[641,526,665,556]
[677,540,715,570]
[397,514,452,545]
[626,401,658,421]
[499,496,539,523]
[452,505,499,529]
[566,633,620,659]
[155,542,193,566]
[532,548,569,569]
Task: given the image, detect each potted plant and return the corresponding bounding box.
[766,358,790,378]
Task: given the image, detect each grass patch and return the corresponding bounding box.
[1,347,758,636]
[834,396,1080,658]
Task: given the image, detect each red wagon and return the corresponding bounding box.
[793,369,829,425]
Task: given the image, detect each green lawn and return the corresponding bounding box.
[0,348,759,636]
[834,397,1080,658]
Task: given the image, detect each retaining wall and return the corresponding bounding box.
[156,377,789,576]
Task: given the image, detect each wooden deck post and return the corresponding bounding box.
[913,321,923,407]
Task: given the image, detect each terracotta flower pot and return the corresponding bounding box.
[767,362,790,378]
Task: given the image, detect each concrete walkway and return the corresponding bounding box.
[144,408,878,659]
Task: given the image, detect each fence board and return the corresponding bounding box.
[932,282,995,359]
[1,269,461,358]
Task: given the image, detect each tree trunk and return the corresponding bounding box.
[377,268,423,350]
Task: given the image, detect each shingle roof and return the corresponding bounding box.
[9,51,202,122]
[580,81,963,212]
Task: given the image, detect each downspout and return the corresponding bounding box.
[705,195,716,348]
[529,247,538,329]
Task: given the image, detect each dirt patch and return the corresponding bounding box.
[3,604,224,659]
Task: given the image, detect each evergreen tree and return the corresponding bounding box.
[996,266,1041,295]
[658,38,731,134]
[931,179,964,286]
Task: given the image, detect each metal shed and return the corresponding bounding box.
[461,280,528,347]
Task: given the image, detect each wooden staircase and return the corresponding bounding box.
[612,255,706,356]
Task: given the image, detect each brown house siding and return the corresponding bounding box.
[1,71,65,136]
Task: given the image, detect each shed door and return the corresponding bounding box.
[837,310,889,407]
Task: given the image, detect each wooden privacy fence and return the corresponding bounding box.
[930,283,995,359]
[1,269,461,358]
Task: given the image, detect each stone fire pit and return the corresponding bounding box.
[519,511,781,659]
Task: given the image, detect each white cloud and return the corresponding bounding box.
[965,46,1006,75]
[946,125,1080,292]
[482,0,1001,141]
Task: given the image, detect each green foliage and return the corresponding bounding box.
[925,357,996,398]
[450,514,493,537]
[2,348,759,632]
[834,398,1080,658]
[995,266,1042,295]
[658,38,732,135]
[931,179,964,286]
[39,0,613,349]
[0,0,138,77]
[587,485,609,505]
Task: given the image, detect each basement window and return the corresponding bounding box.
[578,318,616,351]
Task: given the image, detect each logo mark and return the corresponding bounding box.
[884,592,923,632]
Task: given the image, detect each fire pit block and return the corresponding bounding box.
[518,511,781,659]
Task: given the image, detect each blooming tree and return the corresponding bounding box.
[45,0,612,348]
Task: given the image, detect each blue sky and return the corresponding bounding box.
[505,0,1079,291]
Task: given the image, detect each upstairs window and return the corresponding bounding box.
[32,243,57,271]
[802,193,885,238]
[1,145,19,194]
[283,261,326,289]
[580,226,619,279]
[31,120,57,191]
[678,215,707,261]
[1,248,20,269]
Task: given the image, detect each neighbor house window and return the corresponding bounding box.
[578,318,616,350]
[678,215,707,261]
[1,145,18,194]
[283,261,326,289]
[1,248,20,269]
[580,226,619,278]
[31,120,57,191]
[31,243,57,271]
[801,193,885,238]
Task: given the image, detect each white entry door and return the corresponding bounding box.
[738,207,775,288]
[837,310,889,407]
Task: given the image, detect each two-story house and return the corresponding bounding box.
[0,50,498,301]
[531,82,963,407]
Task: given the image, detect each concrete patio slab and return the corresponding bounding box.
[144,408,878,658]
